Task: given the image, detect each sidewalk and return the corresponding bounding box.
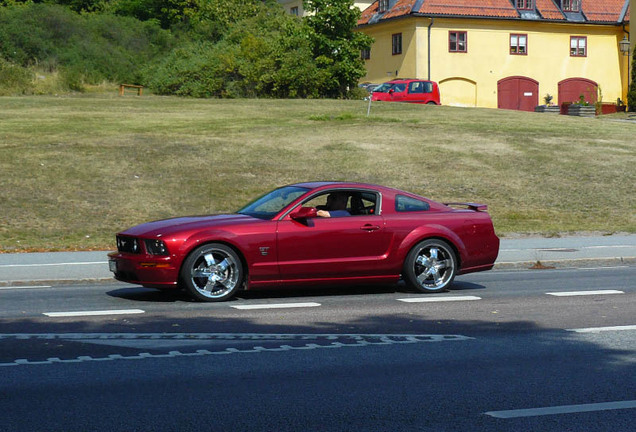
[0,235,634,286]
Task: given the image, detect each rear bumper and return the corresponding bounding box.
[107,251,180,289]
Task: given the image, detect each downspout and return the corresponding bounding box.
[428,17,434,81]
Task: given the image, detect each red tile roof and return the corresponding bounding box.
[583,0,627,22]
[418,0,519,18]
[534,0,565,20]
[358,0,630,25]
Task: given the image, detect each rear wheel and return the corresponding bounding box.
[403,239,457,293]
[180,243,244,302]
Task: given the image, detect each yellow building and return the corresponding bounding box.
[358,0,631,110]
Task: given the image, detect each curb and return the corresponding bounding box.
[494,256,636,271]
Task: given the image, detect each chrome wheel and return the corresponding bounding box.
[181,244,243,302]
[404,239,457,293]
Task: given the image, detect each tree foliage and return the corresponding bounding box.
[304,0,372,97]
[628,45,636,112]
[0,0,373,98]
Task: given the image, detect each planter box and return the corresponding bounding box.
[598,103,626,115]
[534,105,560,114]
[567,105,596,117]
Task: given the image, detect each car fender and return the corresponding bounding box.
[177,229,247,267]
[395,224,468,268]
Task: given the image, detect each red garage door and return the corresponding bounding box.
[558,78,598,104]
[497,77,539,112]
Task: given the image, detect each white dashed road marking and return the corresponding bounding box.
[567,325,636,333]
[0,285,52,290]
[231,302,321,310]
[43,309,145,317]
[546,290,624,297]
[397,296,481,303]
[485,400,636,418]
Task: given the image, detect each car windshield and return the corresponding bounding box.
[373,83,393,93]
[237,186,309,220]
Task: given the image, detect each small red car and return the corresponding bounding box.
[371,79,441,105]
[108,182,498,301]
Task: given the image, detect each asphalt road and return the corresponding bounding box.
[1,266,634,431]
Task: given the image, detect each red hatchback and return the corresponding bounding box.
[371,79,441,105]
[108,182,498,301]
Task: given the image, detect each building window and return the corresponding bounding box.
[361,48,371,60]
[449,31,467,53]
[510,34,528,55]
[570,36,586,57]
[516,0,533,9]
[378,0,390,12]
[290,6,299,16]
[562,0,580,12]
[392,33,402,55]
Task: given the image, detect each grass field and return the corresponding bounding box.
[0,94,634,252]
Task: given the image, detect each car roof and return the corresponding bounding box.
[290,181,411,197]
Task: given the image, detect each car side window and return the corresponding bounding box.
[392,83,406,93]
[409,82,423,94]
[302,190,379,216]
[396,195,430,212]
[423,82,433,93]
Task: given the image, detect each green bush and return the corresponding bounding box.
[145,9,325,98]
[0,58,33,95]
[0,3,173,89]
[629,46,636,112]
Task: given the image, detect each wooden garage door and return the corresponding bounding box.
[558,78,598,104]
[497,76,539,112]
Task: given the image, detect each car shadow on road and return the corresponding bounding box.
[105,280,487,303]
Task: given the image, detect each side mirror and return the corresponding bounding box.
[290,207,317,220]
[388,89,394,94]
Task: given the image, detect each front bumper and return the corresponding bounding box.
[108,251,180,289]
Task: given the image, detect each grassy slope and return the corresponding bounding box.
[0,94,634,252]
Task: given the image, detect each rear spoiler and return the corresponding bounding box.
[444,202,488,212]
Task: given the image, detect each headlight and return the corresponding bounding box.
[144,239,169,256]
[117,236,141,254]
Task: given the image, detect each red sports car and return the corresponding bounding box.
[108,182,499,302]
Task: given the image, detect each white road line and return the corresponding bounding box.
[397,296,481,303]
[0,262,105,268]
[567,325,636,333]
[231,302,321,310]
[43,309,145,317]
[546,290,624,297]
[485,400,636,418]
[0,285,52,290]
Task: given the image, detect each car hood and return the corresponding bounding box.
[120,214,262,238]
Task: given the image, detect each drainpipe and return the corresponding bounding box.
[428,17,434,81]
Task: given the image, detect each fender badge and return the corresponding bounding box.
[259,247,270,256]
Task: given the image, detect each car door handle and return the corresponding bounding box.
[360,224,380,232]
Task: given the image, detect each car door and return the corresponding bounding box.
[275,191,393,280]
[389,83,407,102]
[406,81,424,103]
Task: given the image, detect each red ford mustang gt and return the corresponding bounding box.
[108,182,499,302]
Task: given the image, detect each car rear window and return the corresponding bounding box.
[396,195,430,212]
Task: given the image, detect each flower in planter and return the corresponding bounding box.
[543,94,554,106]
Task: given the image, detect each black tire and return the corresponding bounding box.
[403,239,457,293]
[180,243,244,302]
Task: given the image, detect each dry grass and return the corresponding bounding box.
[0,94,634,252]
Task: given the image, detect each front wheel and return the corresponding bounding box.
[180,243,244,302]
[403,239,457,293]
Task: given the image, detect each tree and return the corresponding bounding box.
[303,0,372,97]
[628,45,636,112]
